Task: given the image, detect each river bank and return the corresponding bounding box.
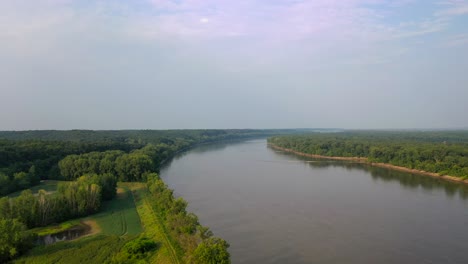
[268,143,468,185]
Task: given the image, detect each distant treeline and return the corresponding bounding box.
[0,129,295,196]
[268,131,468,178]
[0,140,138,195]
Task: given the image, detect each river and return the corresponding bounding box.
[160,139,468,264]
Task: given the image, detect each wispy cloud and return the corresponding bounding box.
[436,0,468,16]
[1,0,465,46]
[444,33,468,46]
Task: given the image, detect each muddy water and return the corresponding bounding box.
[160,139,468,264]
[38,225,89,245]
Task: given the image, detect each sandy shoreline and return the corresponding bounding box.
[268,143,468,185]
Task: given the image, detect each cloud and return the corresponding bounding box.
[444,33,468,46]
[1,0,462,47]
[1,0,464,71]
[436,0,468,16]
[128,0,466,57]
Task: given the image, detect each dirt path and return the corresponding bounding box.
[81,220,101,237]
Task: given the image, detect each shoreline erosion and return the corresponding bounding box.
[268,143,468,185]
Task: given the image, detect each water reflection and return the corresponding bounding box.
[37,225,89,245]
[161,140,248,170]
[270,147,468,200]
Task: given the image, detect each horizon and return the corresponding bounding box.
[1,127,468,132]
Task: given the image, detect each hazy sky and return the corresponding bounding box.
[1,0,468,130]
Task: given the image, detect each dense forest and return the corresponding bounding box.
[268,131,468,178]
[0,129,296,195]
[0,129,297,263]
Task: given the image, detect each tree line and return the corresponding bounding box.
[0,129,292,196]
[0,139,141,196]
[0,174,117,262]
[58,150,153,182]
[146,173,230,264]
[268,131,468,178]
[0,175,116,229]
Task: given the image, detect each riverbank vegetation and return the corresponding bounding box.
[268,131,468,179]
[1,129,290,263]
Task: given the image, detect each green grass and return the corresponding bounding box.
[91,184,143,236]
[126,182,180,264]
[10,182,143,237]
[12,183,183,264]
[8,180,63,198]
[14,235,128,264]
[30,220,79,236]
[13,183,144,264]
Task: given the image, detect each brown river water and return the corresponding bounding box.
[160,139,468,264]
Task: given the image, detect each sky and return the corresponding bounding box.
[1,0,468,130]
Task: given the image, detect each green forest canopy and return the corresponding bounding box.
[268,131,468,178]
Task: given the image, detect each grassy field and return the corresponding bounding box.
[29,220,80,236]
[125,182,181,264]
[14,235,128,264]
[8,180,62,198]
[92,184,143,236]
[14,184,146,264]
[12,182,185,264]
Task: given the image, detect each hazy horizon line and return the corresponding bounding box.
[1,127,468,132]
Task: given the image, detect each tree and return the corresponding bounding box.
[37,189,52,226]
[116,153,154,181]
[90,173,117,200]
[0,197,13,219]
[193,237,230,264]
[14,172,31,190]
[0,173,11,195]
[0,219,35,263]
[13,190,38,227]
[198,226,213,240]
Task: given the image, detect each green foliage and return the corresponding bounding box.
[86,173,117,201]
[59,151,154,182]
[2,177,103,228]
[269,131,468,178]
[1,129,293,195]
[14,235,128,264]
[0,169,40,196]
[111,237,158,263]
[0,218,35,263]
[58,150,125,180]
[7,180,60,198]
[0,138,139,183]
[115,153,154,182]
[145,173,229,263]
[193,237,230,264]
[30,221,77,237]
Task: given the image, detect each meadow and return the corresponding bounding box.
[92,185,143,236]
[13,183,180,264]
[13,184,146,263]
